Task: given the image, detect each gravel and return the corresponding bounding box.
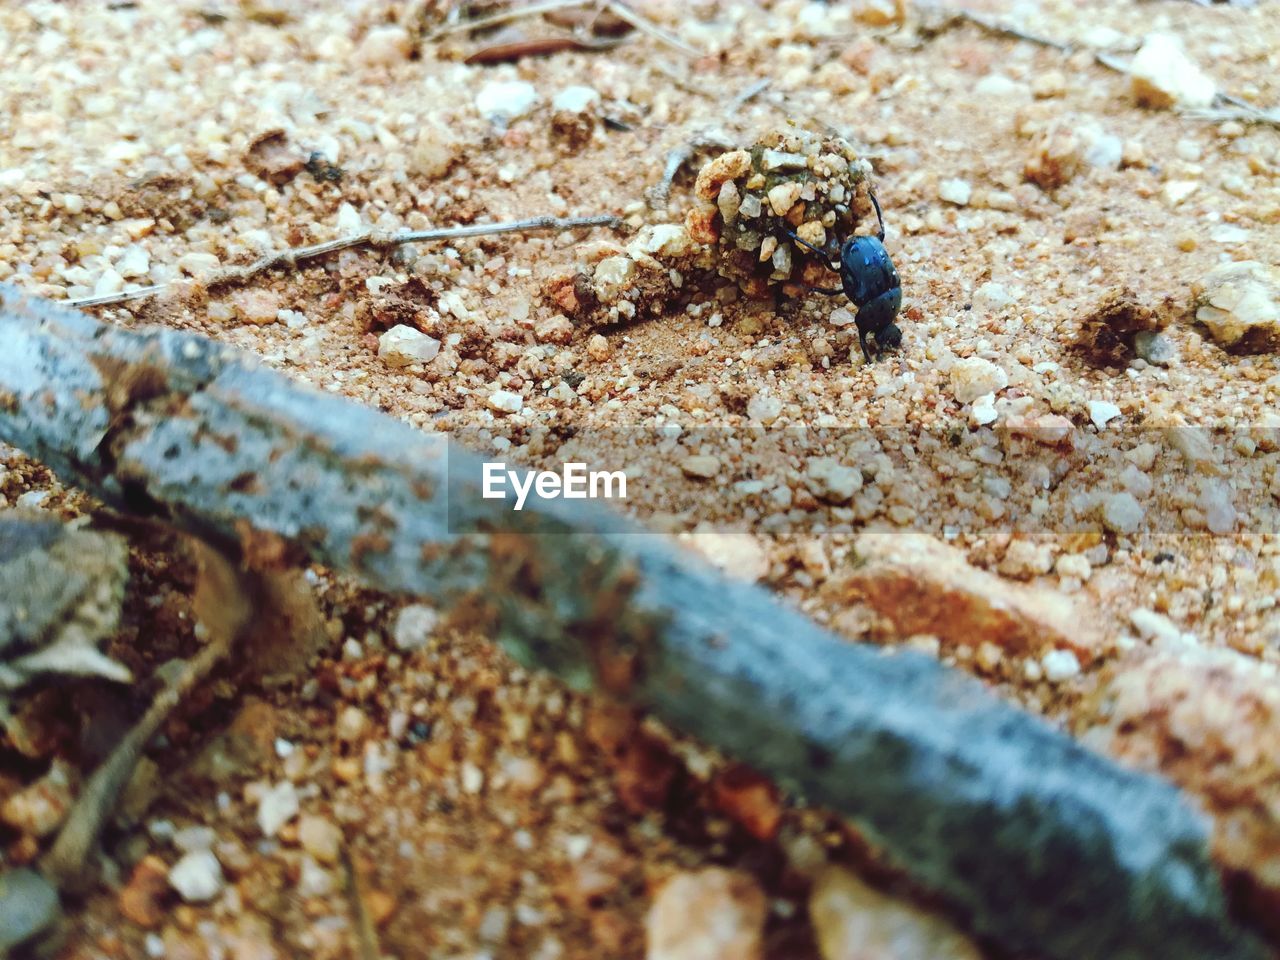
[4,0,1280,955]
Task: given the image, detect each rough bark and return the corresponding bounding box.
[0,284,1266,959]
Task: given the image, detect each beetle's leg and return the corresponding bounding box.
[869,192,887,243]
[858,329,873,363]
[781,227,841,273]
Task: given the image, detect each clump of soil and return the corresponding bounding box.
[685,127,874,298]
[1071,288,1170,366]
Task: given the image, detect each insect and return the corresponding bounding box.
[786,192,903,363]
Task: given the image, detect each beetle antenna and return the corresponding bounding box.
[781,226,840,273]
[869,191,886,242]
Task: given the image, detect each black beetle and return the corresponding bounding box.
[786,192,903,363]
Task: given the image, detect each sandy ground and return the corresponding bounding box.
[2,0,1280,957]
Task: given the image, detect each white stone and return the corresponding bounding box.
[746,393,784,425]
[1134,331,1177,366]
[93,268,125,297]
[949,357,1008,404]
[1087,400,1121,430]
[298,856,334,897]
[1082,131,1123,171]
[355,26,413,66]
[1164,180,1199,205]
[257,781,299,838]
[972,282,1013,313]
[810,866,981,960]
[680,455,720,479]
[1209,224,1249,244]
[1193,261,1280,348]
[392,604,439,652]
[476,80,539,122]
[336,202,363,235]
[1130,33,1217,110]
[593,256,635,302]
[1129,608,1184,645]
[378,325,441,368]
[552,85,599,113]
[115,246,150,279]
[761,149,808,171]
[1041,649,1081,683]
[1101,492,1144,534]
[632,224,693,259]
[1055,553,1092,581]
[1081,25,1125,49]
[767,181,802,216]
[828,307,855,327]
[488,389,524,414]
[970,393,998,426]
[973,74,1031,101]
[1198,481,1237,534]
[938,178,971,206]
[410,121,459,179]
[805,457,862,503]
[168,850,224,903]
[684,533,770,582]
[178,252,221,276]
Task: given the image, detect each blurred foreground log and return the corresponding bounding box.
[0,285,1266,960]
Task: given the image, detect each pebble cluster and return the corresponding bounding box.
[685,128,874,298]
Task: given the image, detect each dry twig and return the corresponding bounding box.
[464,33,625,64]
[427,0,700,56]
[66,213,621,309]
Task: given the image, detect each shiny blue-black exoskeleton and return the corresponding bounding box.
[786,192,902,363]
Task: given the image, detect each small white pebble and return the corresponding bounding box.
[393,604,439,651]
[378,325,440,368]
[476,80,539,122]
[168,850,224,903]
[257,781,299,838]
[1040,649,1081,683]
[1087,400,1121,430]
[93,268,125,297]
[336,202,363,235]
[551,85,599,113]
[938,178,972,206]
[488,389,524,414]
[1101,492,1144,534]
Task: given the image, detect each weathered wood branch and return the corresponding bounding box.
[0,285,1265,960]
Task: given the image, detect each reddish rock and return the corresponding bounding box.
[711,764,783,841]
[119,855,172,928]
[840,533,1102,661]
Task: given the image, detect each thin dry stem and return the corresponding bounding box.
[426,0,594,40]
[604,0,700,56]
[425,0,700,56]
[66,214,621,310]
